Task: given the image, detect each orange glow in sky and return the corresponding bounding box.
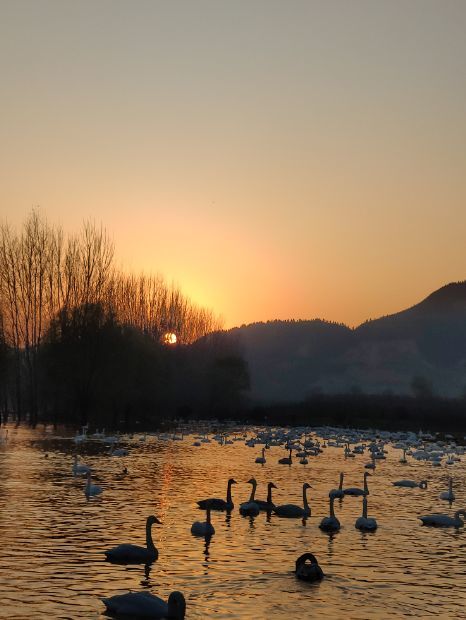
[1,2,466,328]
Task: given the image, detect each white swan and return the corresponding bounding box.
[102,590,186,618]
[393,479,427,489]
[295,553,324,582]
[72,454,91,476]
[191,504,215,536]
[319,495,341,532]
[85,471,102,497]
[255,448,266,464]
[329,473,345,499]
[344,472,371,496]
[274,482,311,518]
[197,478,237,511]
[239,478,260,516]
[439,477,455,501]
[419,509,466,528]
[355,496,377,531]
[105,516,161,564]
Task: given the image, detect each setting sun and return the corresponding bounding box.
[163,332,177,345]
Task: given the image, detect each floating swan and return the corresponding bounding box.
[344,472,371,496]
[239,478,260,516]
[393,479,427,489]
[197,478,237,511]
[274,482,311,518]
[102,590,186,619]
[104,515,161,564]
[255,448,266,464]
[109,444,128,457]
[439,477,455,501]
[191,504,215,536]
[72,454,91,476]
[355,496,377,531]
[329,473,345,499]
[278,449,293,465]
[419,510,466,528]
[295,553,324,582]
[85,471,102,497]
[255,482,277,511]
[319,495,341,532]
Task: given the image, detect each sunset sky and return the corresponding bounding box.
[1,1,466,328]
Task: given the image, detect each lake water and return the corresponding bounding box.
[0,425,464,619]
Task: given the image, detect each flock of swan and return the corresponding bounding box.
[65,423,465,617]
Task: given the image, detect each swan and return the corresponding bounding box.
[255,448,266,464]
[295,553,324,582]
[399,448,408,463]
[84,471,102,497]
[109,444,128,457]
[278,449,293,465]
[72,454,91,476]
[329,473,345,499]
[344,472,371,496]
[439,477,455,501]
[393,479,427,489]
[319,495,341,532]
[419,509,466,528]
[197,478,237,511]
[102,590,186,619]
[191,504,215,536]
[355,496,377,531]
[274,482,312,518]
[239,478,260,516]
[105,516,161,564]
[255,482,277,511]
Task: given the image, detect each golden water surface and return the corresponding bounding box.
[0,426,465,619]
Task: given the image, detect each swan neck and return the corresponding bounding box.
[362,498,368,518]
[330,496,335,518]
[339,473,344,490]
[363,475,369,494]
[146,520,155,550]
[303,486,309,509]
[249,482,257,501]
[206,508,211,524]
[267,484,273,504]
[226,480,233,503]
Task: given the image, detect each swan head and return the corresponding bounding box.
[167,591,186,619]
[247,478,257,486]
[228,478,237,485]
[364,472,372,478]
[297,552,319,566]
[419,480,428,489]
[454,509,466,520]
[268,482,278,489]
[303,482,312,490]
[147,515,162,526]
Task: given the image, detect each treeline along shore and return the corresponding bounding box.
[0,211,248,428]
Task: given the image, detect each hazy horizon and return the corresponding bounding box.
[2,1,466,328]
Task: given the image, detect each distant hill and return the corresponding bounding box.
[223,282,466,402]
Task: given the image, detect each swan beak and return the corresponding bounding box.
[231,479,238,484]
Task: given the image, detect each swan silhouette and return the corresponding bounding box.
[344,472,371,496]
[239,478,260,516]
[355,496,377,531]
[255,448,266,464]
[419,509,466,528]
[393,479,427,489]
[329,473,345,499]
[278,449,293,465]
[439,478,455,501]
[104,516,161,564]
[255,482,277,511]
[295,553,324,581]
[102,590,186,618]
[197,478,237,511]
[72,455,91,476]
[319,495,341,532]
[191,504,215,536]
[274,483,311,518]
[85,472,102,497]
